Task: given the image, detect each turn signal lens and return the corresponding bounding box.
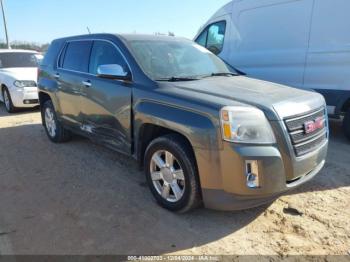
[223,123,231,140]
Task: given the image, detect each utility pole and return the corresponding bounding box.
[0,0,10,49]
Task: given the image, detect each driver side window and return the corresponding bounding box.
[89,40,128,75]
[195,21,226,55]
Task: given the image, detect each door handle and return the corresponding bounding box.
[54,73,60,79]
[82,80,92,88]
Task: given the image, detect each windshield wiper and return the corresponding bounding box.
[155,76,200,82]
[200,72,238,79]
[210,72,238,77]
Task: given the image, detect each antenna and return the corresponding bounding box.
[0,0,10,49]
[87,27,91,34]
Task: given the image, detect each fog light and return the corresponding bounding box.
[245,160,260,188]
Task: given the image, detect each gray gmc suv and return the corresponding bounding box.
[38,34,329,212]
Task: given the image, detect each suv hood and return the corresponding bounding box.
[0,68,38,81]
[166,76,325,121]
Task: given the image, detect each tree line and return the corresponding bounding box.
[0,41,49,52]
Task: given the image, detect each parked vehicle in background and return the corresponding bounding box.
[195,0,350,140]
[35,53,44,65]
[0,49,40,113]
[38,34,328,212]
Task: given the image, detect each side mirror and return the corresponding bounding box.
[97,64,131,81]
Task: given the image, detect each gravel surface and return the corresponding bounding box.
[0,104,349,256]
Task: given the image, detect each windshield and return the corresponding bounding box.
[0,52,39,68]
[128,39,235,81]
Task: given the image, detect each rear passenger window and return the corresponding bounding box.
[195,21,226,55]
[89,41,128,75]
[62,41,92,72]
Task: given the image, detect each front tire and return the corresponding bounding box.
[344,108,350,141]
[2,87,16,113]
[144,134,202,213]
[42,100,71,143]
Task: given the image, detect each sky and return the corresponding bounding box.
[0,0,230,44]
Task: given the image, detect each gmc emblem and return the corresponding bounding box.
[304,117,325,134]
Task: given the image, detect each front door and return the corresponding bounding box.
[80,40,133,155]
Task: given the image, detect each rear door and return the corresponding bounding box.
[80,40,133,155]
[56,40,93,128]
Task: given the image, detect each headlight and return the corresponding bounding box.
[220,106,276,144]
[13,80,37,88]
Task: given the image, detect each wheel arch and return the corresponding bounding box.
[39,91,54,126]
[137,123,196,169]
[38,91,52,106]
[1,83,8,95]
[1,83,14,111]
[134,101,221,161]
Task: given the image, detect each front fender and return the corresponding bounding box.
[134,100,224,190]
[134,100,221,151]
[38,73,61,115]
[0,75,15,90]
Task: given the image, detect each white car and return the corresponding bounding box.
[0,49,40,113]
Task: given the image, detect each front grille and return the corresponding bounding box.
[284,108,328,157]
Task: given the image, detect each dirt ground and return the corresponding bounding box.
[0,104,349,256]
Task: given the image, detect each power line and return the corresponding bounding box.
[0,0,10,49]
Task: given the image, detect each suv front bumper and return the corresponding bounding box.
[10,86,39,108]
[197,136,328,211]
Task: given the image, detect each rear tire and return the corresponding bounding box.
[144,134,202,213]
[2,87,16,113]
[344,108,350,141]
[42,100,71,143]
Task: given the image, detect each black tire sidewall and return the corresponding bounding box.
[145,137,198,212]
[42,100,60,142]
[2,87,14,113]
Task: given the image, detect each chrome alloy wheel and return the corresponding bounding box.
[150,150,185,202]
[3,90,10,111]
[45,107,57,138]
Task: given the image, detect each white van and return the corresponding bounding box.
[195,0,350,139]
